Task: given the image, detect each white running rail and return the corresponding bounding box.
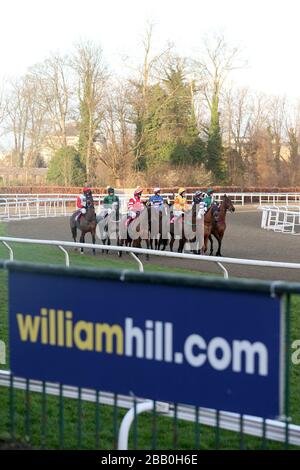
[1,192,300,220]
[1,236,300,279]
[260,206,300,234]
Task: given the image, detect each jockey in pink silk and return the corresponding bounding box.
[127,187,144,225]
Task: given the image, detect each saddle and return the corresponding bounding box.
[211,204,220,222]
[75,210,83,222]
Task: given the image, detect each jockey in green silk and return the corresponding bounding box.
[103,187,120,209]
[202,188,215,211]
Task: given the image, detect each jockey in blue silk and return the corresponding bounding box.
[192,190,206,217]
[148,187,164,210]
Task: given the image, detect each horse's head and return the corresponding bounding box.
[222,194,235,212]
[85,190,94,204]
[86,198,94,208]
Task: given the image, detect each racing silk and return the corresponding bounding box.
[103,194,119,209]
[202,195,214,210]
[76,194,86,209]
[128,196,144,212]
[149,194,164,210]
[193,195,202,205]
[174,194,189,212]
[192,199,206,217]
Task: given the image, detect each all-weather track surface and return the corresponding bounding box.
[4,208,300,282]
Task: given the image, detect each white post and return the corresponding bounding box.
[118,401,154,450]
[130,252,144,272]
[58,245,70,267]
[1,241,14,260]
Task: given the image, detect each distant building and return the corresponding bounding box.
[39,122,79,165]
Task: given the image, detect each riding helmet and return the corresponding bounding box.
[134,187,143,197]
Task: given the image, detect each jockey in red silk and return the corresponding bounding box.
[76,186,91,218]
[127,187,145,224]
[128,187,144,213]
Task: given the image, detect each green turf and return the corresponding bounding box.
[0,222,299,450]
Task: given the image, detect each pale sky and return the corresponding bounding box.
[1,0,300,98]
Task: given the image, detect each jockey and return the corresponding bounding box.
[203,188,218,212]
[148,187,164,211]
[192,190,202,206]
[76,185,92,218]
[98,186,120,221]
[127,187,145,221]
[103,187,120,210]
[192,190,206,217]
[173,187,190,216]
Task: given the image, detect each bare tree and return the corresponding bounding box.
[6,77,31,167]
[72,40,108,180]
[285,102,300,185]
[129,24,173,165]
[264,96,286,182]
[195,34,245,114]
[96,83,134,186]
[30,54,75,149]
[222,87,251,183]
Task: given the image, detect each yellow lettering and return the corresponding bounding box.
[95,323,123,354]
[49,309,56,345]
[73,321,93,351]
[17,313,41,342]
[65,311,73,348]
[57,310,64,346]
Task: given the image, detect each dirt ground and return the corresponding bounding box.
[5,208,300,282]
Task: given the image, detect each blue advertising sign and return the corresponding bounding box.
[9,268,284,418]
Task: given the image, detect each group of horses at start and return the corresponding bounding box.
[70,192,235,258]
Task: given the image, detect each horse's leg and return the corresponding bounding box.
[118,238,123,257]
[209,234,214,256]
[203,234,208,253]
[145,238,150,261]
[71,226,77,246]
[92,230,96,255]
[216,234,224,256]
[161,239,167,251]
[169,238,174,252]
[106,236,110,255]
[178,238,184,253]
[79,232,85,254]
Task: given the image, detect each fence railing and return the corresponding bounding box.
[1,192,300,220]
[0,260,300,449]
[260,206,300,234]
[2,236,300,279]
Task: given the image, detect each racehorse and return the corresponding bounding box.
[149,202,170,251]
[118,205,150,259]
[169,204,204,254]
[202,206,214,254]
[96,203,120,253]
[70,193,97,255]
[209,194,235,256]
